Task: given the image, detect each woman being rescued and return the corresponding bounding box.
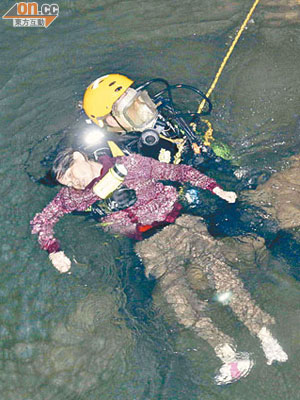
[30,147,289,385]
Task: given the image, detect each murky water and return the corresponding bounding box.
[1,0,300,398]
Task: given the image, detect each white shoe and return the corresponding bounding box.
[257,327,288,365]
[215,357,254,385]
[214,344,254,385]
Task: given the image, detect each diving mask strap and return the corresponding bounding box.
[110,113,131,133]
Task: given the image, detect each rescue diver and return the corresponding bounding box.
[81,73,234,174]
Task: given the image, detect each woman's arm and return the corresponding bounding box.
[123,154,236,202]
[30,186,94,272]
[150,157,237,202]
[150,157,220,191]
[30,188,72,252]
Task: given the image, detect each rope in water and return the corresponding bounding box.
[194,0,262,146]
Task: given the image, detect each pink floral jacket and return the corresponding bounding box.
[30,154,220,252]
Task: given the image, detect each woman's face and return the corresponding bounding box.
[57,152,102,190]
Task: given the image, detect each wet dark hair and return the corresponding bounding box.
[51,148,88,180]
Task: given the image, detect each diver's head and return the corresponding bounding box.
[83,74,158,133]
[52,148,102,190]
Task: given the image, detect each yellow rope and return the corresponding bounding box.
[194,0,261,146]
[198,0,261,114]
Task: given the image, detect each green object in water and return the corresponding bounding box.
[211,141,232,161]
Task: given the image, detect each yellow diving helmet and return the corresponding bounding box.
[83,74,134,126]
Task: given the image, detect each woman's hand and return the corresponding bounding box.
[213,187,237,203]
[49,251,71,273]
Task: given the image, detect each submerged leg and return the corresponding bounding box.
[158,266,253,385]
[159,266,234,349]
[135,215,288,382]
[207,257,288,364]
[135,219,254,385]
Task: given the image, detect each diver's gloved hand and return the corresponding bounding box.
[213,187,237,203]
[49,251,71,273]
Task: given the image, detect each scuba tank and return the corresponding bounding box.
[93,163,127,199]
[88,142,137,219]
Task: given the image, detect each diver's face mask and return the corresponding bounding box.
[111,88,158,131]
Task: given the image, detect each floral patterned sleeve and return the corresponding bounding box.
[121,154,221,192]
[30,186,97,253]
[150,156,220,191]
